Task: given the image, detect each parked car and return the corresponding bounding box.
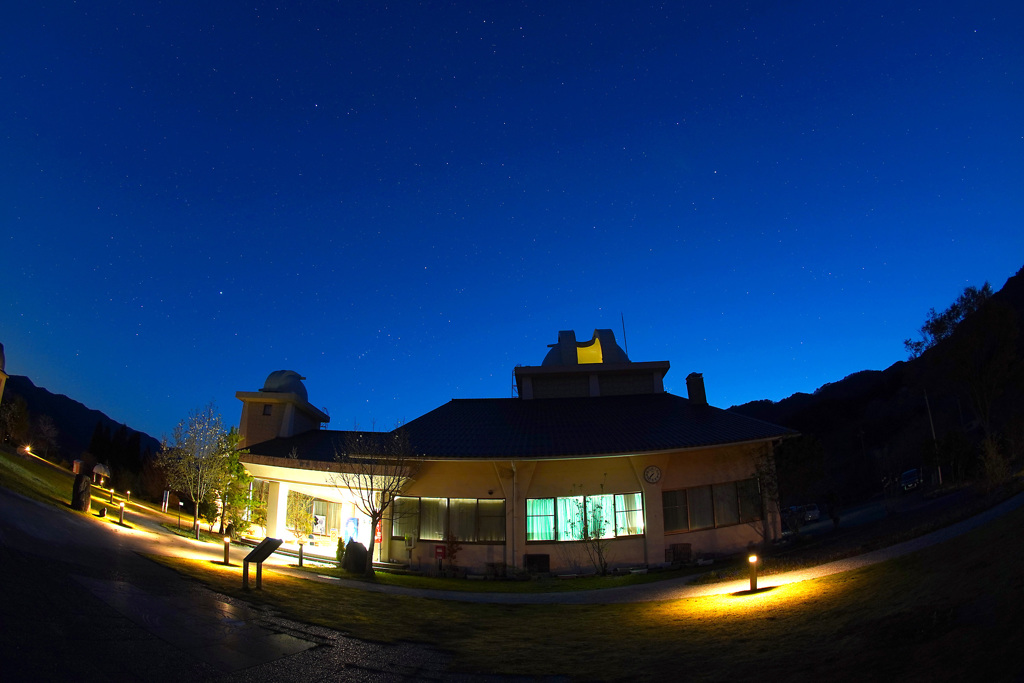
[900,468,922,492]
[801,504,821,522]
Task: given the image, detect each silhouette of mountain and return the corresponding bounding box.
[731,265,1024,503]
[4,374,161,462]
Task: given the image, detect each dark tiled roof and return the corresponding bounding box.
[244,393,795,462]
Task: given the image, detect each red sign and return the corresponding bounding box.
[375,520,383,544]
[435,545,446,559]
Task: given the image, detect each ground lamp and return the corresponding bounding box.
[298,540,305,567]
[126,490,130,503]
[177,501,183,530]
[118,501,125,525]
[748,553,758,591]
[223,537,231,565]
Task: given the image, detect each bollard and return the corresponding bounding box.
[748,554,758,591]
[119,502,125,525]
[223,537,231,565]
[110,488,115,503]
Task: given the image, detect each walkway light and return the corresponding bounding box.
[748,554,758,591]
[223,536,231,565]
[177,501,183,530]
[119,501,125,525]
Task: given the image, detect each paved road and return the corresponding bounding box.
[0,488,496,682]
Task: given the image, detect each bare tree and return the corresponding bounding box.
[33,414,59,461]
[157,404,232,539]
[563,481,614,576]
[329,429,420,576]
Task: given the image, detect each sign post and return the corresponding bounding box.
[243,537,283,590]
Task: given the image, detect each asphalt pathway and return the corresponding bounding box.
[0,488,490,682]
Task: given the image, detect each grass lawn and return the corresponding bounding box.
[154,500,1024,681]
[297,561,714,593]
[0,444,78,505]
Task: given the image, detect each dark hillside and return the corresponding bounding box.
[731,265,1024,505]
[4,374,161,464]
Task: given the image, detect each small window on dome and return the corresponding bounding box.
[263,405,272,416]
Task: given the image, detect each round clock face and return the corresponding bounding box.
[644,465,662,484]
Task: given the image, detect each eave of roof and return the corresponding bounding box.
[241,392,796,464]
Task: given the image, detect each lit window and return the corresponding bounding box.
[391,496,419,540]
[419,498,447,540]
[615,492,644,536]
[262,404,272,416]
[526,498,555,541]
[477,499,506,542]
[392,497,506,543]
[528,493,645,542]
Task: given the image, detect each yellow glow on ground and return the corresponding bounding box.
[576,337,603,364]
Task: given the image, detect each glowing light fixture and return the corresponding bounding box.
[224,536,231,564]
[748,554,758,591]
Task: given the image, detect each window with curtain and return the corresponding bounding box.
[391,496,419,539]
[557,496,584,540]
[586,494,616,539]
[687,485,715,530]
[526,493,645,542]
[663,478,763,533]
[419,497,447,540]
[662,489,688,532]
[527,498,555,541]
[713,482,740,527]
[614,492,644,536]
[477,499,506,542]
[449,498,478,542]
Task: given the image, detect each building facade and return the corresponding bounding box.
[237,330,794,573]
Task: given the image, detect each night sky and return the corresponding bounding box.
[3,2,1022,441]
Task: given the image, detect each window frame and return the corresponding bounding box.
[661,478,762,535]
[526,491,646,543]
[391,496,506,544]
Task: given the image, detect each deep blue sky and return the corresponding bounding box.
[3,1,1022,441]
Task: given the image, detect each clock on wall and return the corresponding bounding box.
[643,465,662,484]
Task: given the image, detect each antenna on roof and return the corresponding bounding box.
[621,312,629,356]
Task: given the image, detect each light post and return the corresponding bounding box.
[126,490,131,503]
[177,501,183,530]
[223,536,231,565]
[119,501,125,525]
[298,540,305,568]
[748,553,759,592]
